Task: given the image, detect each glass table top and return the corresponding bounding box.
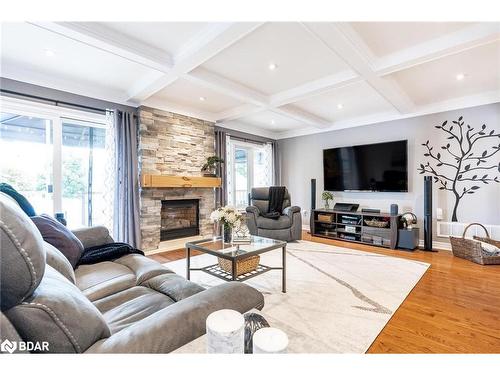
[185,235,286,259]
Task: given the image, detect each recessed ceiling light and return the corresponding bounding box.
[337,103,344,109]
[456,73,465,81]
[270,119,275,125]
[44,49,55,57]
[199,96,206,101]
[268,63,278,71]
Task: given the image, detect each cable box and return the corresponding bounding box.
[361,208,381,214]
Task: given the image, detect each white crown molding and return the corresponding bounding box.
[216,104,264,122]
[215,120,278,140]
[28,22,173,73]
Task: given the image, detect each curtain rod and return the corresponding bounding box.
[1,89,108,115]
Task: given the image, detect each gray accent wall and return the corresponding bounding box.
[279,103,500,241]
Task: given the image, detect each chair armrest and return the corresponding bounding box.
[283,206,301,217]
[85,282,264,353]
[72,226,114,249]
[246,205,261,216]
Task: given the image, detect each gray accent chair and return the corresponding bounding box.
[0,192,264,353]
[246,187,302,242]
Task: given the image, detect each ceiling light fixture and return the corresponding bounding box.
[268,63,278,71]
[337,103,344,109]
[456,73,465,81]
[199,96,206,101]
[44,49,55,57]
[270,119,275,125]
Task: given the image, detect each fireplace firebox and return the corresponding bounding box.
[160,199,200,241]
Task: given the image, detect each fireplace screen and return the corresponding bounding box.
[160,199,199,241]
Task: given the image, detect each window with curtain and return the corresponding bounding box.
[226,136,273,210]
[0,97,112,228]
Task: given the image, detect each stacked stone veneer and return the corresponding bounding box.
[138,106,215,251]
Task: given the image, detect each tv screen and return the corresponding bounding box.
[323,140,408,192]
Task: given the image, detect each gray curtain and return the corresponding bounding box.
[215,129,227,207]
[113,110,141,247]
[272,140,281,185]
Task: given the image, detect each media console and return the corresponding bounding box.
[310,209,402,249]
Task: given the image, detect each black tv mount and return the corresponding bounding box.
[333,203,359,212]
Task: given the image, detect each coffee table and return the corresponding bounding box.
[185,235,287,293]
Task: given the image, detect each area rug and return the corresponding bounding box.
[165,240,430,353]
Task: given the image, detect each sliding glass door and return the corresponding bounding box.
[0,97,108,228]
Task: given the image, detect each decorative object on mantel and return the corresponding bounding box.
[450,223,500,265]
[322,191,334,209]
[417,116,500,222]
[243,312,271,354]
[210,206,245,244]
[201,155,224,177]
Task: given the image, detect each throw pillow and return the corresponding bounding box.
[0,183,36,216]
[31,214,84,268]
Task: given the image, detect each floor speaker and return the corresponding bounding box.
[310,179,316,232]
[424,176,435,251]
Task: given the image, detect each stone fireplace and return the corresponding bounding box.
[160,199,199,241]
[138,106,216,251]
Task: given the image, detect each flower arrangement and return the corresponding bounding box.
[211,205,246,227]
[210,206,246,243]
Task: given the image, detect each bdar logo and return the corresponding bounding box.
[1,339,17,353]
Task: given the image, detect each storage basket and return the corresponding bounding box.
[318,214,334,223]
[218,255,260,276]
[450,223,500,265]
[364,219,389,228]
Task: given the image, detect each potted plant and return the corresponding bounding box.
[322,191,334,209]
[201,156,224,177]
[210,206,245,244]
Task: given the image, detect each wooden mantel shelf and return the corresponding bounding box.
[141,174,221,188]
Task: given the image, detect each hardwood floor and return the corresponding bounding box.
[149,231,500,353]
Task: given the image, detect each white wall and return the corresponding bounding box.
[279,103,500,240]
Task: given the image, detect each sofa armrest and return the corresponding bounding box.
[85,282,264,353]
[72,226,114,249]
[246,205,261,217]
[283,206,301,217]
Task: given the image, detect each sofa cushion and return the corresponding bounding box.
[114,254,175,284]
[0,193,46,310]
[44,242,76,284]
[0,183,36,216]
[5,266,110,353]
[75,261,137,302]
[31,214,84,268]
[256,215,291,230]
[93,286,175,334]
[0,312,29,353]
[142,273,205,302]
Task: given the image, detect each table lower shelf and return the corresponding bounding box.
[192,263,278,282]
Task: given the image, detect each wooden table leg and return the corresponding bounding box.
[186,246,191,280]
[282,244,287,293]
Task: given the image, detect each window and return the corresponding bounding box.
[226,137,273,210]
[0,97,110,228]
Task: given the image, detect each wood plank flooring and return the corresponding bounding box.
[149,231,500,353]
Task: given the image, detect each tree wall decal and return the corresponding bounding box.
[417,116,500,222]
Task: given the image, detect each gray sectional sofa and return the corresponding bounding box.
[0,192,264,353]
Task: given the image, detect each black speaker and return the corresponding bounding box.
[423,176,435,251]
[311,179,316,211]
[390,204,398,215]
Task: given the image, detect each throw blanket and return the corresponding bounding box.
[78,242,144,265]
[262,186,286,220]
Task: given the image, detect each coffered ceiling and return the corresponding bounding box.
[1,21,499,138]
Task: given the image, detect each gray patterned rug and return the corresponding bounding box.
[166,240,430,353]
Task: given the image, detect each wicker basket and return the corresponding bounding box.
[450,223,500,265]
[364,219,389,228]
[218,255,260,276]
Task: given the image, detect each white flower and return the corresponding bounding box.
[210,210,221,222]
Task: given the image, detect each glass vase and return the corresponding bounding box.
[222,223,233,244]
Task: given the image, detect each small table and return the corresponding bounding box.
[185,235,287,293]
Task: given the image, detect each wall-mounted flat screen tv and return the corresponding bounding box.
[323,140,408,192]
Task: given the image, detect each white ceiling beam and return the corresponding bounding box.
[28,22,173,73]
[302,22,416,114]
[375,23,500,76]
[215,104,265,123]
[271,105,331,129]
[127,22,264,102]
